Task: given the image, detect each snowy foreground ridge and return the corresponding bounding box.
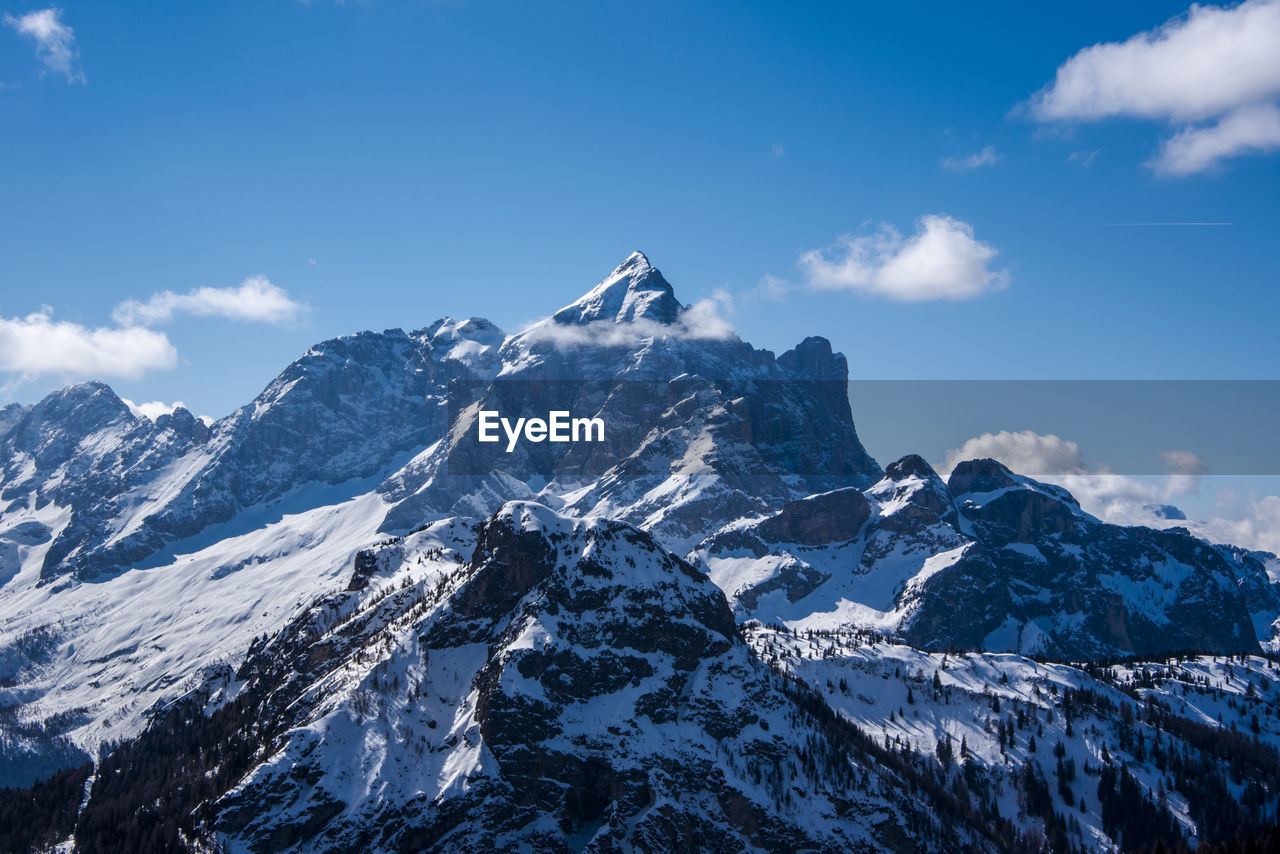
[1,253,1279,852]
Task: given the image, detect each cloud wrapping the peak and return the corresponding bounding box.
[1029,0,1280,174]
[4,8,83,83]
[0,308,176,380]
[520,296,736,349]
[800,215,1007,302]
[113,276,306,327]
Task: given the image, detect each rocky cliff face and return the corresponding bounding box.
[697,455,1269,659]
[904,459,1260,657]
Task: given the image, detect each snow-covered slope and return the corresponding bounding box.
[752,624,1280,851]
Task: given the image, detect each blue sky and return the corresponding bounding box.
[2,1,1279,539]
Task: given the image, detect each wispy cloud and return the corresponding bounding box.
[0,308,176,380]
[112,276,306,327]
[4,8,83,83]
[755,273,791,302]
[1193,495,1280,555]
[941,145,1001,172]
[1067,149,1098,168]
[798,215,1008,302]
[1028,0,1280,175]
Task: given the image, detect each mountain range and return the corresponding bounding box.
[2,253,1278,853]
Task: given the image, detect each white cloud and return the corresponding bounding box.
[4,8,82,83]
[0,308,176,380]
[112,276,305,327]
[770,143,785,158]
[941,146,1001,172]
[122,398,186,420]
[1029,0,1280,174]
[942,430,1086,478]
[799,215,1008,301]
[519,297,736,349]
[1031,0,1280,123]
[1151,101,1280,175]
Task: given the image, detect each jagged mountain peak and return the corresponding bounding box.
[871,454,956,521]
[486,498,573,537]
[884,453,941,481]
[946,457,1018,495]
[1145,502,1188,520]
[420,315,507,372]
[422,315,504,343]
[777,335,846,381]
[34,380,131,418]
[948,457,1082,510]
[5,381,135,451]
[551,250,682,325]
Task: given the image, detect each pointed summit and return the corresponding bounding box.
[552,251,683,325]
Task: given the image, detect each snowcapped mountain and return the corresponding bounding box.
[1,253,1278,852]
[192,504,980,853]
[697,454,1271,659]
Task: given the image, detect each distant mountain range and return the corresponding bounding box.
[2,253,1278,852]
